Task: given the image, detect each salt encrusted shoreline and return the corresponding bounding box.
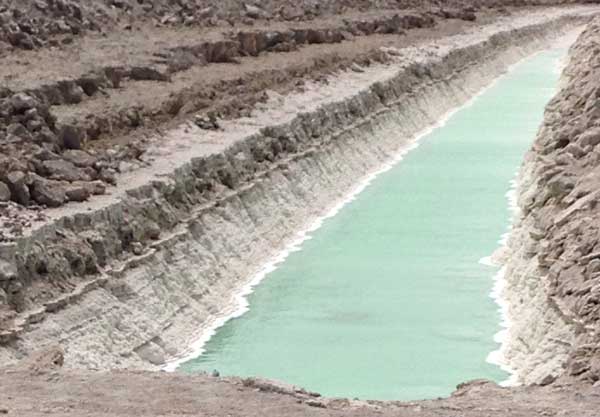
[486,32,583,386]
[0,7,597,372]
[495,18,600,385]
[489,166,576,385]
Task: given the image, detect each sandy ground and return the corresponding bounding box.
[2,359,600,417]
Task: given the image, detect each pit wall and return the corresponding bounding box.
[0,9,595,369]
[501,16,600,385]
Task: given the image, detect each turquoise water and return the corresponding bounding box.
[180,46,565,400]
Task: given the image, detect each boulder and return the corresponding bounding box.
[129,66,170,82]
[65,183,90,202]
[145,220,161,240]
[42,159,91,182]
[237,32,263,56]
[0,260,17,282]
[30,178,66,207]
[0,181,10,202]
[6,123,32,141]
[58,124,85,150]
[62,149,97,168]
[99,167,117,185]
[33,148,60,161]
[57,81,84,104]
[5,170,30,205]
[34,127,59,145]
[84,180,106,195]
[244,4,270,19]
[131,241,144,256]
[9,93,38,113]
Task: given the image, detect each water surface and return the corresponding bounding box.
[180,46,565,400]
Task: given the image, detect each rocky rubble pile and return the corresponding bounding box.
[0,0,101,51]
[0,10,438,217]
[519,17,600,383]
[0,88,130,213]
[0,0,573,53]
[0,0,457,53]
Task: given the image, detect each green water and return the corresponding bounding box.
[179,46,565,400]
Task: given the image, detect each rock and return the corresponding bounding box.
[350,63,365,73]
[124,109,142,127]
[205,41,238,63]
[19,346,64,375]
[62,149,97,168]
[270,42,296,53]
[547,173,575,199]
[145,220,161,240]
[8,31,35,50]
[570,359,590,376]
[565,143,585,158]
[105,67,123,88]
[244,4,268,19]
[441,8,476,22]
[23,107,39,121]
[538,374,557,386]
[118,160,139,173]
[58,81,85,104]
[65,183,90,202]
[578,127,600,148]
[9,93,38,113]
[135,340,164,365]
[78,75,103,96]
[83,180,106,195]
[26,117,44,133]
[111,0,127,9]
[237,32,264,56]
[7,123,32,142]
[34,0,48,11]
[6,123,32,143]
[131,242,144,256]
[129,66,169,82]
[306,29,329,44]
[34,127,58,145]
[0,182,10,202]
[59,124,85,150]
[33,148,60,162]
[0,260,17,282]
[588,259,600,274]
[5,171,30,205]
[42,159,91,182]
[194,113,220,130]
[305,400,326,408]
[197,7,214,19]
[30,178,66,207]
[99,168,117,185]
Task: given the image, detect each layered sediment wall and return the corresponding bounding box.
[0,8,596,370]
[501,16,600,385]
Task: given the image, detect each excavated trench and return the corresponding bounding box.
[0,6,599,403]
[175,44,569,400]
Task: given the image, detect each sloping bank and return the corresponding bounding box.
[0,7,597,371]
[499,15,600,386]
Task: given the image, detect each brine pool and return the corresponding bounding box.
[178,45,566,400]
